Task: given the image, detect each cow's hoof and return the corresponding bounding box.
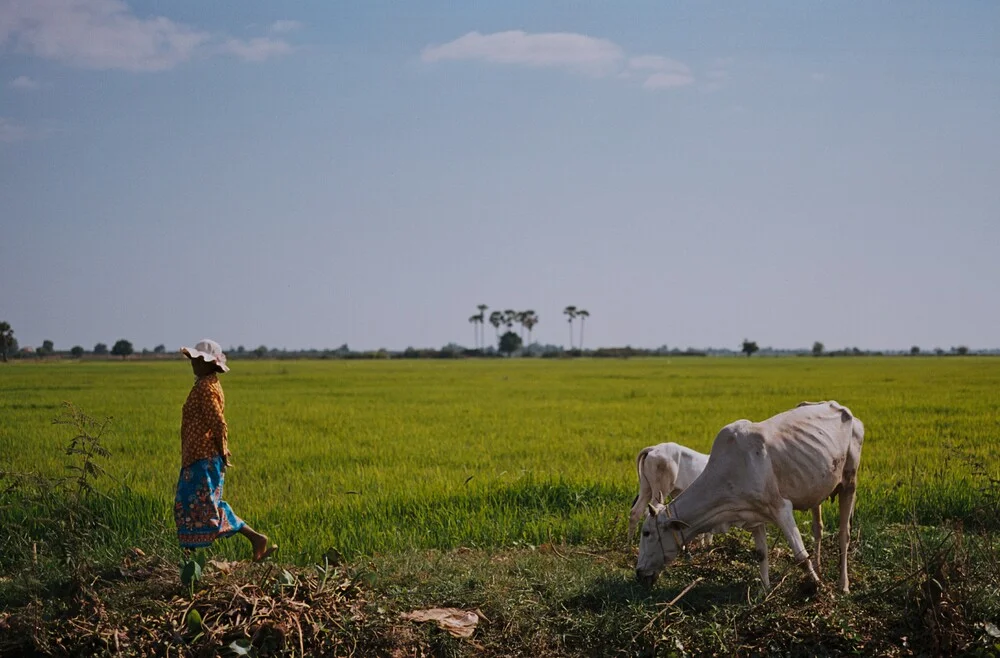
[797,577,821,598]
[635,572,658,588]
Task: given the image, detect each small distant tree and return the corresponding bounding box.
[812,341,824,356]
[93,343,108,355]
[910,345,920,355]
[70,346,84,358]
[237,345,246,354]
[741,339,759,358]
[111,339,134,359]
[254,345,268,358]
[498,331,523,357]
[38,339,54,356]
[0,321,16,362]
[153,344,166,354]
[955,345,969,355]
[934,347,944,356]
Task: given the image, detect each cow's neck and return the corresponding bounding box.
[670,486,743,538]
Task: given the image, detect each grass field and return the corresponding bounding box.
[2,356,998,565]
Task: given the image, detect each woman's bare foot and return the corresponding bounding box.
[239,525,278,562]
[253,539,278,562]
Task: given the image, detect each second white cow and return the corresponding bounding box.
[635,401,864,593]
[628,442,710,539]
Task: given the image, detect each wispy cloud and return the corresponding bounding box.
[0,0,293,71]
[699,57,732,92]
[422,30,694,90]
[0,118,29,142]
[270,20,303,34]
[810,72,826,82]
[626,55,694,89]
[221,37,293,62]
[0,117,58,143]
[422,30,625,77]
[9,75,41,90]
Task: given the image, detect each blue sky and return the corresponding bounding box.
[2,1,998,352]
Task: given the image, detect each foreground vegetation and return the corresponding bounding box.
[2,358,999,656]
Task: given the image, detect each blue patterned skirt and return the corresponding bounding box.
[174,455,245,549]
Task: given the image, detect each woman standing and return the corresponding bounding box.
[173,339,276,561]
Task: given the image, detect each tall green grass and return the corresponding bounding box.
[2,357,997,563]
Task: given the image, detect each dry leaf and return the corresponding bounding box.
[401,607,479,638]
[208,559,236,574]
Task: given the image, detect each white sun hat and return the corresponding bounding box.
[180,338,230,372]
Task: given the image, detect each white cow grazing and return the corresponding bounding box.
[628,443,710,539]
[635,401,864,593]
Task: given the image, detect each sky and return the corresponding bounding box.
[2,1,998,353]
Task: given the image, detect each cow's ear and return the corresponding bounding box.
[647,503,658,517]
[665,518,690,530]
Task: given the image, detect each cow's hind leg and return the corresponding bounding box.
[811,505,823,571]
[628,493,647,538]
[774,499,820,585]
[837,424,863,594]
[752,525,770,590]
[628,451,652,538]
[837,482,857,593]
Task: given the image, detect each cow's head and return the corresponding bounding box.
[635,503,688,586]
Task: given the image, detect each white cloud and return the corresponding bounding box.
[811,72,826,82]
[221,37,292,62]
[422,30,696,90]
[0,0,292,71]
[422,30,625,77]
[9,75,41,89]
[270,20,303,34]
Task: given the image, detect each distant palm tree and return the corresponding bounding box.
[468,314,481,350]
[503,309,517,334]
[515,311,527,341]
[523,311,539,345]
[489,311,504,349]
[477,304,488,352]
[563,306,577,350]
[576,309,590,350]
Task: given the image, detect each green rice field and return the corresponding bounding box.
[1,357,998,564]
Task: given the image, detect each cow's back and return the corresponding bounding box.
[758,401,858,509]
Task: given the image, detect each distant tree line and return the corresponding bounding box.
[0,319,985,363]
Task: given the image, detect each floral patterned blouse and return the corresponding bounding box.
[181,374,229,468]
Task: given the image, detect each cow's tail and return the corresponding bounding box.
[633,446,655,508]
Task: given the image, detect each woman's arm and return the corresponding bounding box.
[206,386,230,465]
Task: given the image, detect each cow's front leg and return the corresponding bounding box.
[752,525,770,590]
[774,499,820,584]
